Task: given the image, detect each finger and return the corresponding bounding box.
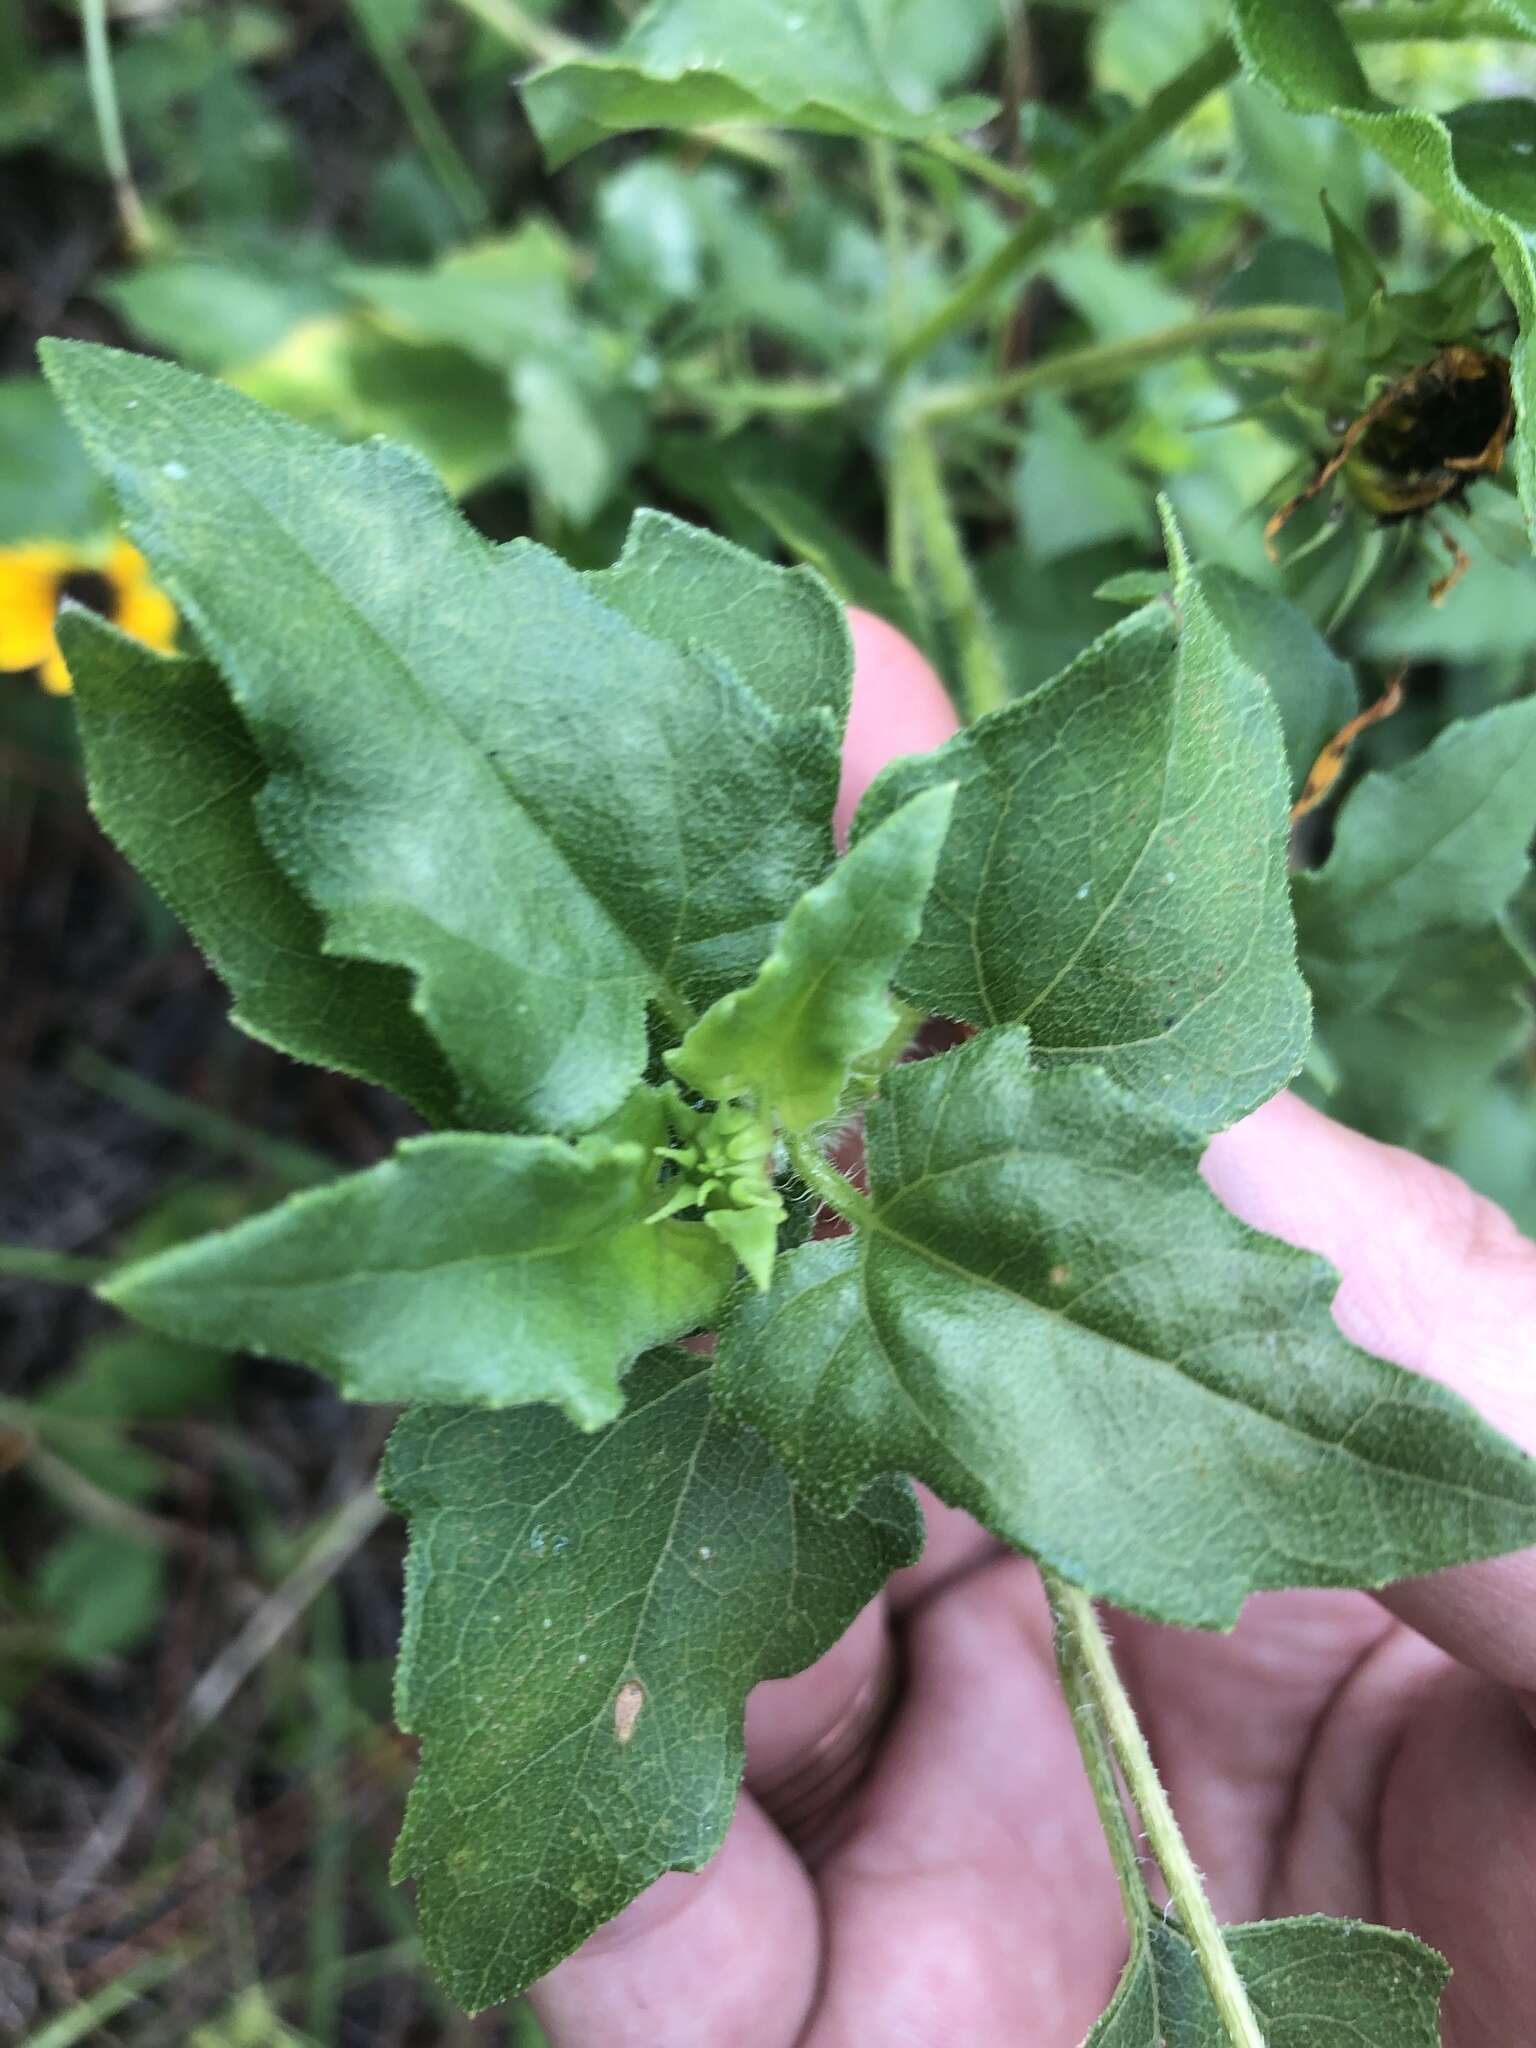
[1203,1092,1536,1692]
[744,1593,890,1788]
[528,1796,819,2048]
[835,607,959,842]
[886,1482,1005,1614]
[808,1557,1127,2047]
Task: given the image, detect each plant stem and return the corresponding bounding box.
[920,132,1035,205]
[660,372,850,419]
[1047,1574,1268,2048]
[348,0,488,231]
[1043,1571,1148,1931]
[889,2,1532,375]
[446,0,583,64]
[919,302,1337,423]
[785,1132,874,1229]
[870,138,910,339]
[889,36,1236,375]
[896,421,1010,720]
[70,1047,335,1187]
[0,1245,111,1286]
[81,0,151,255]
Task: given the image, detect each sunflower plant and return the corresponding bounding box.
[30,0,1536,2040]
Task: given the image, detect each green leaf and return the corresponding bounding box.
[103,1104,735,1430]
[1194,564,1357,801]
[39,1529,164,1664]
[511,355,645,527]
[1231,0,1536,535]
[1089,1916,1446,2045]
[1014,397,1155,565]
[1440,1075,1536,1240]
[383,1349,920,2008]
[64,614,460,1126]
[1440,101,1536,232]
[522,0,995,168]
[340,225,582,368]
[716,1028,1536,1627]
[0,376,109,544]
[229,312,517,498]
[103,256,340,372]
[729,479,930,656]
[44,342,841,1138]
[1316,921,1535,1148]
[1294,698,1536,1014]
[856,579,1310,1132]
[586,506,853,726]
[669,785,956,1128]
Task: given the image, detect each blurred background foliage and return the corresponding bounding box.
[3,1,1536,2040]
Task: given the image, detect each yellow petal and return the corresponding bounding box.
[0,544,71,673]
[39,645,75,695]
[107,539,177,654]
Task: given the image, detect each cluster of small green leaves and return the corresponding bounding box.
[20,0,1536,2037]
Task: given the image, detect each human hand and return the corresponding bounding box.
[528,611,1536,2048]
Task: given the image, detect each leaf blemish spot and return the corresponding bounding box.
[614,1680,646,1745]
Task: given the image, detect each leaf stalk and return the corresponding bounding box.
[916,303,1338,424]
[784,1132,874,1230]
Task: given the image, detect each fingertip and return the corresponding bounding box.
[835,607,960,845]
[529,1798,818,2047]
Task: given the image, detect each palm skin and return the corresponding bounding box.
[530,613,1536,2048]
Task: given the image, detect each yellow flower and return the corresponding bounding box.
[0,538,176,695]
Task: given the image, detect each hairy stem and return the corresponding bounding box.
[1046,1574,1268,2048]
[1043,1571,1148,1932]
[895,421,1010,720]
[784,1132,874,1229]
[81,0,151,254]
[889,1,1533,375]
[919,302,1337,423]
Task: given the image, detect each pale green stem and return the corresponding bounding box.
[785,1132,873,1229]
[918,302,1338,423]
[1047,1574,1268,2048]
[1043,1571,1148,1930]
[897,421,1010,720]
[0,1245,110,1286]
[81,0,150,254]
[870,138,910,339]
[889,2,1533,374]
[349,0,487,230]
[71,1047,334,1186]
[445,0,583,63]
[920,132,1035,205]
[660,372,850,418]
